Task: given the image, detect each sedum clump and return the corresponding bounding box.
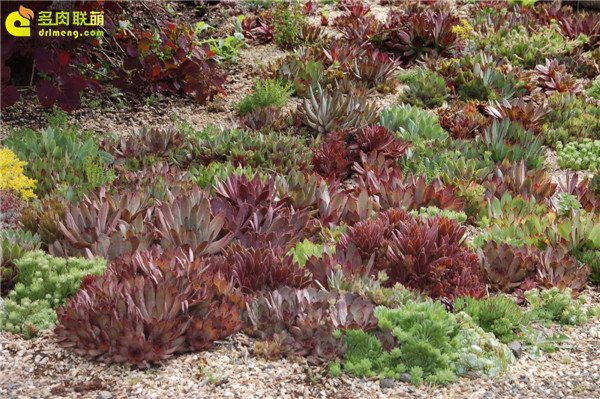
[451,312,515,378]
[235,79,293,115]
[409,206,468,224]
[340,300,514,385]
[588,75,600,100]
[557,139,600,171]
[455,295,527,343]
[543,92,600,147]
[0,251,106,337]
[399,69,450,109]
[0,148,37,200]
[525,288,595,326]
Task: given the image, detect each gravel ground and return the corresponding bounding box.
[1,287,599,399]
[3,2,600,398]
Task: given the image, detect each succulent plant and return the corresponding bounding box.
[560,172,600,213]
[386,215,486,299]
[486,98,549,135]
[349,49,399,90]
[49,188,154,260]
[478,241,539,293]
[209,245,311,295]
[303,82,378,134]
[480,119,545,170]
[400,69,450,109]
[438,102,489,139]
[155,187,232,257]
[0,229,42,296]
[378,10,462,65]
[483,159,557,201]
[534,59,581,95]
[535,246,589,292]
[55,248,244,368]
[246,286,378,363]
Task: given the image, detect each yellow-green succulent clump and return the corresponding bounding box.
[0,148,37,200]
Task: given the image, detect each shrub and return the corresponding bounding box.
[557,139,600,171]
[272,1,308,49]
[399,69,450,108]
[0,251,106,338]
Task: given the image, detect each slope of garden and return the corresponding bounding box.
[1,0,600,398]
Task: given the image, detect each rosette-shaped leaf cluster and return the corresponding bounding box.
[212,174,318,251]
[378,10,462,65]
[209,245,311,295]
[354,162,464,212]
[308,210,485,300]
[483,160,557,202]
[55,249,244,369]
[386,215,485,299]
[561,173,600,213]
[155,186,232,257]
[246,286,378,363]
[535,246,589,293]
[102,126,186,165]
[49,188,154,260]
[478,241,539,293]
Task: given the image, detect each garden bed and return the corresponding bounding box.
[2,0,600,398]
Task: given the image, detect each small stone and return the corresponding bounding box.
[509,341,523,359]
[96,391,113,399]
[380,378,395,389]
[399,373,412,383]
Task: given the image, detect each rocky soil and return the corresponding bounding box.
[1,287,599,399]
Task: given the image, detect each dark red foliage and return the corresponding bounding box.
[354,160,464,212]
[534,59,581,95]
[246,286,378,363]
[377,9,462,65]
[241,13,274,44]
[386,215,486,299]
[212,174,318,251]
[348,125,410,160]
[210,245,311,295]
[55,249,245,369]
[114,22,226,102]
[1,1,115,110]
[312,131,353,180]
[558,11,600,49]
[438,102,489,140]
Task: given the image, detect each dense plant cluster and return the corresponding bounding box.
[3,0,600,390]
